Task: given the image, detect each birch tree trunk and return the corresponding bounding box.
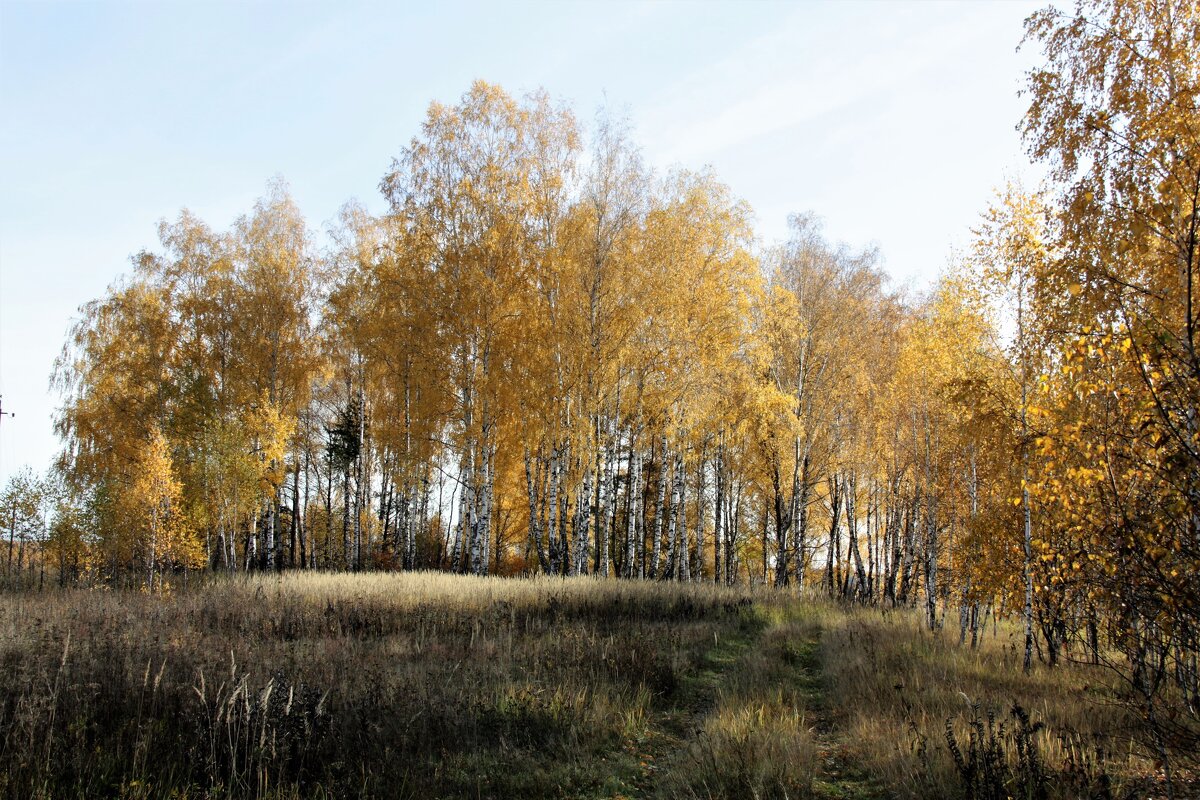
[265,492,276,571]
[761,496,770,584]
[453,446,471,573]
[960,450,979,645]
[1019,285,1035,673]
[924,424,939,631]
[898,493,918,605]
[885,487,902,605]
[558,442,571,576]
[847,474,867,600]
[673,453,688,582]
[792,452,810,588]
[291,460,301,569]
[547,447,560,575]
[713,439,724,583]
[865,482,876,601]
[650,436,667,578]
[354,382,367,571]
[476,437,493,575]
[526,447,547,572]
[246,515,257,572]
[773,464,791,588]
[726,478,741,586]
[600,418,617,577]
[412,466,428,570]
[693,456,706,583]
[625,448,641,578]
[342,460,353,569]
[824,475,842,594]
[572,468,592,576]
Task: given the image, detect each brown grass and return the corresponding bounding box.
[0,574,766,798]
[819,604,1160,799]
[0,575,1172,799]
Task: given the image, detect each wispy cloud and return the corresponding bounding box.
[636,3,1020,167]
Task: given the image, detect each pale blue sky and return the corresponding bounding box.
[0,0,1042,482]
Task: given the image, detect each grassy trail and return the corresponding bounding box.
[609,601,889,800]
[615,606,767,797]
[794,621,887,800]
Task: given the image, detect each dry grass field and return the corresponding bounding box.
[0,574,1166,799]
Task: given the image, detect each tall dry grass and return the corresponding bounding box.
[658,606,822,799]
[818,603,1158,799]
[0,575,1172,798]
[0,573,763,798]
